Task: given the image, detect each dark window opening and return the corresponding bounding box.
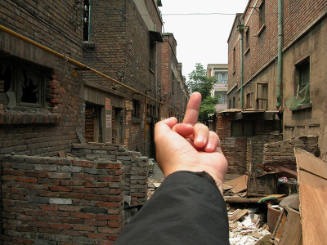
[0,64,12,93]
[233,97,236,108]
[132,99,141,118]
[20,69,39,104]
[231,120,255,137]
[85,102,103,143]
[0,54,51,108]
[246,92,253,109]
[257,83,268,110]
[259,1,265,28]
[296,58,310,93]
[83,0,90,41]
[245,28,250,50]
[233,47,236,73]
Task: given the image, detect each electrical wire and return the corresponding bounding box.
[162,12,236,16]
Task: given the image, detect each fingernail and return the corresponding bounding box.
[195,136,205,146]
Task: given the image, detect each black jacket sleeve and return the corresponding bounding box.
[114,171,229,245]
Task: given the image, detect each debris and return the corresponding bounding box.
[257,194,285,204]
[247,172,277,197]
[225,196,261,203]
[279,194,299,211]
[224,175,248,194]
[278,208,302,245]
[295,148,327,245]
[58,151,66,157]
[267,204,282,233]
[223,183,233,191]
[229,209,249,222]
[255,234,273,245]
[229,210,270,245]
[147,177,164,199]
[271,207,286,243]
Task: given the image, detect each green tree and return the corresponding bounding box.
[187,63,218,122]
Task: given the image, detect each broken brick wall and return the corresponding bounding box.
[0,155,123,245]
[71,143,149,208]
[263,136,320,169]
[217,113,282,177]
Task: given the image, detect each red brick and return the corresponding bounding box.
[96,202,120,208]
[50,186,72,192]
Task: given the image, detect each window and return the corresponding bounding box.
[83,0,91,41]
[296,58,310,94]
[0,55,51,108]
[214,91,226,104]
[286,58,311,111]
[233,97,236,108]
[132,99,141,118]
[256,83,268,110]
[245,28,250,52]
[232,47,236,73]
[171,73,175,95]
[246,93,253,108]
[215,72,228,84]
[259,0,266,28]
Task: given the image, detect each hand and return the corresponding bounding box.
[154,92,228,188]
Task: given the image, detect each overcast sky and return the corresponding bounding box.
[160,0,248,79]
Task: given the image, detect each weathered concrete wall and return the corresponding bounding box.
[1,155,123,244]
[283,17,327,160]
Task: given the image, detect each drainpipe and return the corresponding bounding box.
[88,0,92,41]
[238,23,245,109]
[155,41,158,120]
[276,0,283,109]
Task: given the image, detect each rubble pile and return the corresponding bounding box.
[228,209,270,245]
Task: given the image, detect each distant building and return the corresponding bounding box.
[207,64,228,112]
[159,33,189,121]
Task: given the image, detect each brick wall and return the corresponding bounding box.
[0,0,84,156]
[222,137,248,175]
[82,0,163,156]
[283,0,327,48]
[217,112,282,176]
[72,143,149,207]
[159,34,188,120]
[263,135,319,169]
[1,154,123,244]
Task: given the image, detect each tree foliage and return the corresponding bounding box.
[187,63,218,122]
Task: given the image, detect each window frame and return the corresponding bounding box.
[0,55,51,109]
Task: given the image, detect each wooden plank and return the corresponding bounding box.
[294,148,327,179]
[224,196,260,203]
[229,209,248,222]
[295,148,327,245]
[279,208,302,245]
[224,175,248,193]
